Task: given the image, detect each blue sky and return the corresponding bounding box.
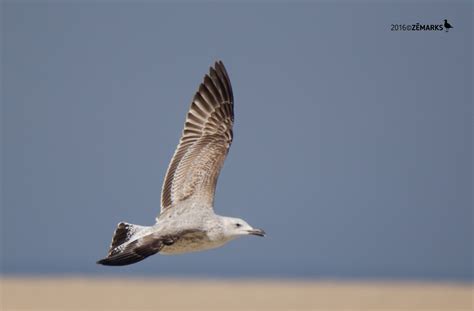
[2,1,472,280]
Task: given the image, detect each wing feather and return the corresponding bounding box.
[160,61,234,212]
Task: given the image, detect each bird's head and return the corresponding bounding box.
[220,216,265,238]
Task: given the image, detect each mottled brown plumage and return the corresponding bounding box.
[160,61,234,211]
[97,61,264,267]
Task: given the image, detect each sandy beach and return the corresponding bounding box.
[1,277,472,310]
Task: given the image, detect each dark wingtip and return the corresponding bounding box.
[96,256,129,266]
[96,258,109,265]
[213,60,225,71]
[210,60,233,102]
[96,257,130,266]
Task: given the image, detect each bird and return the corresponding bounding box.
[97,61,265,266]
[444,19,453,32]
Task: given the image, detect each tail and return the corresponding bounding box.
[97,222,156,266]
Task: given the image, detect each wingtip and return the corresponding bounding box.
[208,60,228,83]
[213,60,225,70]
[96,258,107,265]
[96,257,121,266]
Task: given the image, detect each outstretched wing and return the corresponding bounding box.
[160,61,234,213]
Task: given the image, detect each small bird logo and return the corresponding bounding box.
[444,19,453,32]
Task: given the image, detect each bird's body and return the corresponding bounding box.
[97,61,264,266]
[157,204,232,255]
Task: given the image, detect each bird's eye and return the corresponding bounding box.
[235,223,242,228]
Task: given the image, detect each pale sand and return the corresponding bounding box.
[1,278,472,311]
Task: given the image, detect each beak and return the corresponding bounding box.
[247,228,266,237]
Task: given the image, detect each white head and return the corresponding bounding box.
[220,216,265,239]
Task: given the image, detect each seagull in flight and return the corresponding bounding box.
[97,61,265,266]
